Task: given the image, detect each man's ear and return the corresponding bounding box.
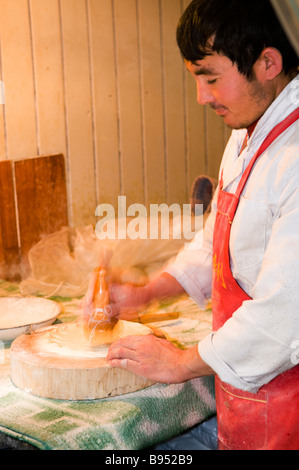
[254,47,284,81]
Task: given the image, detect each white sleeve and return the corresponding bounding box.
[198,162,299,393]
[163,196,217,307]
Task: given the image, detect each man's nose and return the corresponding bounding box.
[196,82,213,106]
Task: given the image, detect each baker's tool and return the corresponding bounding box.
[136,311,180,339]
[137,312,180,324]
[84,267,116,344]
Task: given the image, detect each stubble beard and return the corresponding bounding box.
[229,78,272,131]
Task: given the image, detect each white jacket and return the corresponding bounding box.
[165,75,299,393]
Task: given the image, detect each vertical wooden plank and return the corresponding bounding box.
[29,0,67,158]
[114,0,144,206]
[138,0,166,206]
[0,39,7,161]
[0,217,4,278]
[0,0,38,160]
[0,161,20,280]
[181,0,206,194]
[185,70,206,194]
[60,0,96,226]
[14,155,68,276]
[206,107,226,179]
[161,0,187,205]
[88,0,121,209]
[0,105,7,162]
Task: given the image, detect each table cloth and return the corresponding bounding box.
[0,280,216,450]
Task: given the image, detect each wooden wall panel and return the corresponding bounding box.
[138,0,166,206]
[0,161,20,280]
[206,107,227,179]
[0,65,6,162]
[14,154,68,276]
[0,0,37,160]
[0,0,231,233]
[185,73,207,192]
[88,0,121,209]
[59,0,96,226]
[29,0,67,158]
[161,0,187,206]
[182,0,207,193]
[113,0,144,206]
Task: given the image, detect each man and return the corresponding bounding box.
[86,0,299,450]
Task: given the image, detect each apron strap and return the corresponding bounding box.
[235,108,299,199]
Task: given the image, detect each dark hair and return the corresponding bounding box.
[176,0,299,79]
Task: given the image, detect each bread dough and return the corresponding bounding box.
[39,320,153,359]
[0,297,60,329]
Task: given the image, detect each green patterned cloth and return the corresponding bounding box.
[0,281,216,450]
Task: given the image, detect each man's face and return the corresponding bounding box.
[185,53,274,130]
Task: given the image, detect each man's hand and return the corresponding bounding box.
[81,276,149,326]
[106,335,215,384]
[108,283,149,321]
[81,272,185,326]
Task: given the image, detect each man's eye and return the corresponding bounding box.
[207,79,217,85]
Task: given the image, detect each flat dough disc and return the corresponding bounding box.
[47,320,153,356]
[48,322,114,356]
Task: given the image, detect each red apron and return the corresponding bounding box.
[212,108,299,450]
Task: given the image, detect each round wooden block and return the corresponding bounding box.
[10,324,154,401]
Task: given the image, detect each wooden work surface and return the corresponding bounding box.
[0,284,216,450]
[10,321,155,401]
